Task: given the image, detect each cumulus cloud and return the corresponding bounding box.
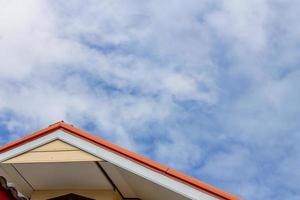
[0,0,299,199]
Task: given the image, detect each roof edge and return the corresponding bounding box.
[0,122,62,153]
[0,121,240,200]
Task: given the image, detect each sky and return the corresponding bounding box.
[0,0,299,199]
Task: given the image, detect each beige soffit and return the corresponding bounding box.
[2,140,102,163]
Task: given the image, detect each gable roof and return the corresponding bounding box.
[0,121,240,200]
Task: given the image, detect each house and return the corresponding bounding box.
[0,121,240,200]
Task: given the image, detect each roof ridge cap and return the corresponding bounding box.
[48,120,66,127]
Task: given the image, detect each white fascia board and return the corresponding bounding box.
[0,130,218,200]
[0,134,58,163]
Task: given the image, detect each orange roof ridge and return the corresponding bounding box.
[0,121,240,200]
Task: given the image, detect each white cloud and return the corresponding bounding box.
[0,0,218,132]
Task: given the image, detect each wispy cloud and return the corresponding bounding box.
[0,0,299,199]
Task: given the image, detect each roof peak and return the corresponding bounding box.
[0,122,240,200]
[48,121,71,127]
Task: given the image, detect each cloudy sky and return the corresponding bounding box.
[1,0,300,199]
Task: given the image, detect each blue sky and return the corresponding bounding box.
[0,1,300,199]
